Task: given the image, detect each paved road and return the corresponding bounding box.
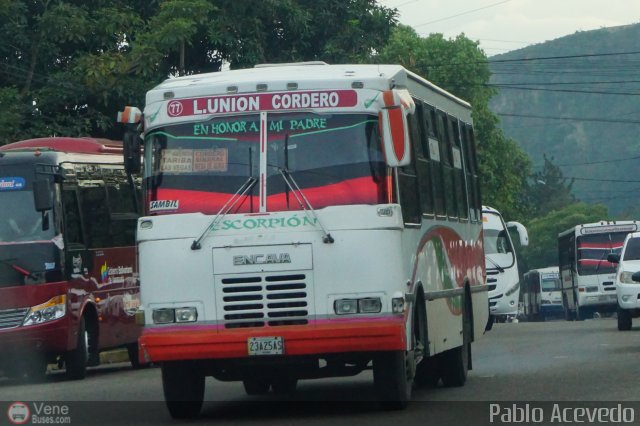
[1,318,640,425]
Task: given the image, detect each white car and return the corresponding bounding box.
[608,232,640,330]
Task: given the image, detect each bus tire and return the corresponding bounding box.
[127,343,148,369]
[243,378,271,395]
[65,317,88,380]
[618,308,632,331]
[441,293,471,387]
[373,350,413,409]
[575,306,585,321]
[162,362,205,419]
[414,356,440,388]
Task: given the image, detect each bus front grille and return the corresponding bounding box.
[218,273,310,329]
[0,308,29,330]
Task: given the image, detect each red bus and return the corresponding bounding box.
[0,137,142,380]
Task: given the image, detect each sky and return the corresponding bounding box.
[377,0,640,55]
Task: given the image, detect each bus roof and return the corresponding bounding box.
[0,137,123,155]
[147,62,472,112]
[558,220,639,238]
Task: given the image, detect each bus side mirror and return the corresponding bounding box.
[632,271,640,282]
[506,221,529,247]
[123,131,142,175]
[33,179,53,212]
[379,105,411,167]
[117,107,143,175]
[607,253,620,264]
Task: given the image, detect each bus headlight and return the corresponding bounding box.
[152,308,175,324]
[334,299,358,315]
[359,298,382,314]
[175,307,198,323]
[619,271,638,284]
[152,307,198,324]
[22,295,66,326]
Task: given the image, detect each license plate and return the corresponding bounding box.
[248,336,284,356]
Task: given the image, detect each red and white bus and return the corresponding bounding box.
[121,62,488,418]
[0,137,142,380]
[558,221,638,320]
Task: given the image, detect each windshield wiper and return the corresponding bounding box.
[0,258,36,280]
[191,176,257,250]
[485,255,505,273]
[278,168,334,244]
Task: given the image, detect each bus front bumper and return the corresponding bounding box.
[138,317,406,363]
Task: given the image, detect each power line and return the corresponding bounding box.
[413,0,514,28]
[495,112,640,124]
[533,155,640,168]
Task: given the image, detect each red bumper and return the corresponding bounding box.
[139,317,406,363]
[0,316,71,356]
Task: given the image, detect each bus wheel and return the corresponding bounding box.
[575,306,586,321]
[414,356,440,388]
[162,362,205,419]
[243,378,271,395]
[65,317,88,380]
[441,294,471,387]
[617,308,632,331]
[373,350,413,409]
[271,377,298,395]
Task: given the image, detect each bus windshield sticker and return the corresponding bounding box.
[0,177,26,191]
[161,148,228,173]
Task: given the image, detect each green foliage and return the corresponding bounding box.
[0,0,397,143]
[376,25,532,220]
[521,203,609,270]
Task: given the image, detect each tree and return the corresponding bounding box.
[524,154,575,218]
[0,0,397,144]
[521,202,609,269]
[375,25,532,220]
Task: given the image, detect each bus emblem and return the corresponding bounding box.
[167,100,183,117]
[233,253,292,266]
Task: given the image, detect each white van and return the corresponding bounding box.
[607,231,640,330]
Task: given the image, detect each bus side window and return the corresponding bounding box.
[397,105,421,225]
[415,102,434,215]
[450,118,467,220]
[429,109,445,216]
[438,112,456,218]
[79,183,113,248]
[463,124,481,221]
[61,188,84,247]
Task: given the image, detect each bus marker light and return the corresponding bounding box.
[140,220,153,230]
[392,297,405,314]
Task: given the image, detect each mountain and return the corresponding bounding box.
[488,24,640,217]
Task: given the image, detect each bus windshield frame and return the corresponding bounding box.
[143,112,387,215]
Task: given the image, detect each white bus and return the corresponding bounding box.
[521,267,563,321]
[558,221,638,320]
[120,63,488,418]
[482,206,528,323]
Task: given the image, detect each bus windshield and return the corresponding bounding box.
[541,276,561,291]
[577,232,627,275]
[144,112,387,214]
[0,171,55,243]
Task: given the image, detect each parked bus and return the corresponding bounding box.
[482,206,528,324]
[0,137,142,380]
[558,221,638,320]
[120,62,488,418]
[521,267,562,321]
